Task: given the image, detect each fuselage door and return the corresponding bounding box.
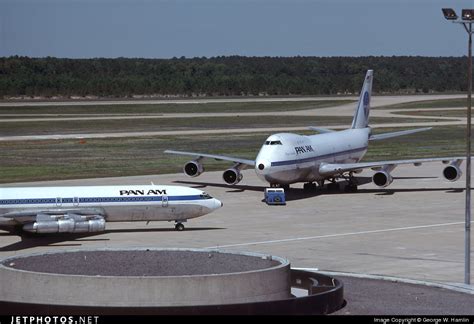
[162,195,169,207]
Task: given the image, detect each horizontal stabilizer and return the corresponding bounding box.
[369,127,432,141]
[308,126,335,133]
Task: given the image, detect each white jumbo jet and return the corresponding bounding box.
[165,70,465,191]
[0,185,222,234]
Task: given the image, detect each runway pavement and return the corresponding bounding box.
[0,94,462,107]
[0,120,466,141]
[0,96,358,106]
[0,94,467,141]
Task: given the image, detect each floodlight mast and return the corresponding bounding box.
[442,8,472,285]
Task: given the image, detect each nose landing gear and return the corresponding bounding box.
[174,221,186,231]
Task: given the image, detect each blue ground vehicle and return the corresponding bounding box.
[264,188,286,205]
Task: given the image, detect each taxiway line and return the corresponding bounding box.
[206,221,467,249]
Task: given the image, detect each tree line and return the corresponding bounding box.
[0,56,469,98]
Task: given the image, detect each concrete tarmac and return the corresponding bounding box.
[1,164,472,286]
[1,165,474,314]
[332,275,474,315]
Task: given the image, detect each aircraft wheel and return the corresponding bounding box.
[345,184,358,193]
[327,182,340,191]
[175,223,185,231]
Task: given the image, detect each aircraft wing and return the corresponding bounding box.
[1,208,105,224]
[164,150,255,166]
[319,157,465,176]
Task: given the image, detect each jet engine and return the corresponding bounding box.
[443,161,462,182]
[223,168,243,185]
[23,215,106,234]
[372,170,393,188]
[184,160,204,177]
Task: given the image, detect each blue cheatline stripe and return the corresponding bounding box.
[271,146,368,167]
[0,195,205,206]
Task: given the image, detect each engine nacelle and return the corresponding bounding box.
[372,171,393,188]
[443,164,462,182]
[223,168,243,185]
[184,160,204,177]
[23,216,106,233]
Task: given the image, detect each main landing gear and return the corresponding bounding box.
[303,182,318,191]
[321,174,359,193]
[327,179,340,191]
[342,172,358,193]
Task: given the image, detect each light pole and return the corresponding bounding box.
[442,8,472,285]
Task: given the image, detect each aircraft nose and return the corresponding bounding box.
[214,198,223,210]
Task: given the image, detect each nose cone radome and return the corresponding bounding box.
[212,198,223,211]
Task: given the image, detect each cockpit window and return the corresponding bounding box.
[264,140,282,145]
[200,192,212,199]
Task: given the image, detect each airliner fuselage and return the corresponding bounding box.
[165,70,464,191]
[0,185,222,233]
[255,129,369,184]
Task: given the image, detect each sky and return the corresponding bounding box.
[1,0,474,58]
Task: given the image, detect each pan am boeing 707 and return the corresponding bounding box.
[0,185,222,234]
[165,70,465,191]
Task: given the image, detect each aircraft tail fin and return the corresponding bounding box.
[351,70,373,129]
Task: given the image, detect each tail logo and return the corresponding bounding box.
[363,91,370,119]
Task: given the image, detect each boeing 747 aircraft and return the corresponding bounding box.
[0,185,222,233]
[166,70,464,191]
